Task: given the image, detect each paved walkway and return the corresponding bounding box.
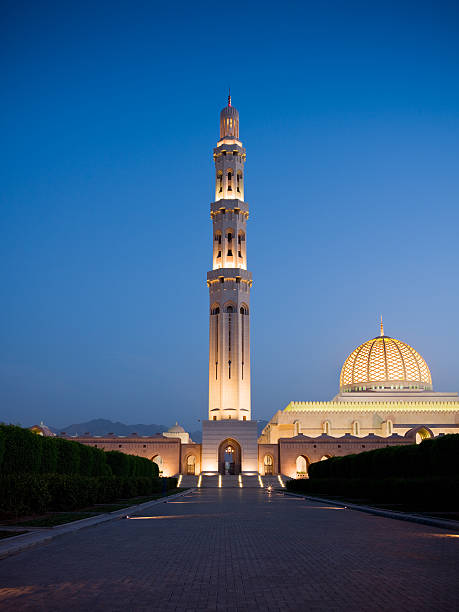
[1,488,458,611]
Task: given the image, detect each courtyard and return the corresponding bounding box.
[0,488,458,611]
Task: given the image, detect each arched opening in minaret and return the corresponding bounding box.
[217,170,223,194]
[227,169,233,193]
[237,170,242,194]
[218,438,241,475]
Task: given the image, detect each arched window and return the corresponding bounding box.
[210,304,220,315]
[237,231,245,260]
[224,303,234,379]
[352,421,360,436]
[323,420,331,435]
[237,171,242,193]
[226,228,234,257]
[387,419,393,436]
[239,304,249,315]
[217,170,223,194]
[153,455,163,474]
[227,168,233,192]
[415,427,432,445]
[296,455,309,477]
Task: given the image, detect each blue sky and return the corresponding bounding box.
[1,0,458,430]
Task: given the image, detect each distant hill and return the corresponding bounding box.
[50,418,168,437]
[48,417,268,442]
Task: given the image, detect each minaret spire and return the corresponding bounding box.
[207,98,251,421]
[380,315,384,336]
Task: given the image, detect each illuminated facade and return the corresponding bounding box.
[260,323,459,475]
[207,94,252,422]
[67,101,459,484]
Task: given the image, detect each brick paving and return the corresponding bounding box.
[0,488,458,611]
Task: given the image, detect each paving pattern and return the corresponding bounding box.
[1,488,459,611]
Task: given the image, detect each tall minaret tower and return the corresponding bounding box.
[207,95,252,422]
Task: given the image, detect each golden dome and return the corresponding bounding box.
[340,324,432,392]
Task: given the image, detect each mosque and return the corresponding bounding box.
[60,97,459,484]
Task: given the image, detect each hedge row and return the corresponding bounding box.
[105,450,159,478]
[285,476,459,510]
[308,434,459,480]
[0,473,178,516]
[0,426,159,479]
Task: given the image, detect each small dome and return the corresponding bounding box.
[340,325,432,392]
[220,93,239,139]
[167,422,185,433]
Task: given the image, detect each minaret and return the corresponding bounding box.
[207,95,252,422]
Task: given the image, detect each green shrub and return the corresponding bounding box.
[106,451,130,477]
[0,473,51,515]
[92,447,111,477]
[53,438,81,475]
[46,474,98,511]
[40,437,58,473]
[285,476,459,510]
[78,444,95,477]
[0,425,42,474]
[308,434,459,480]
[165,477,178,490]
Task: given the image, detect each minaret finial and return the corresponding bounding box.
[228,87,231,107]
[380,315,384,336]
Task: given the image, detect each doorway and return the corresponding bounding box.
[186,455,196,475]
[218,438,241,475]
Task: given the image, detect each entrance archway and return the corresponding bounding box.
[218,438,241,475]
[186,455,196,475]
[296,455,309,478]
[263,454,274,475]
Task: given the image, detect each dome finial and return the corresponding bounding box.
[380,315,384,336]
[228,87,231,107]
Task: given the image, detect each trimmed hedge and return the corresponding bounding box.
[0,426,174,515]
[105,451,159,478]
[0,425,42,474]
[0,425,153,479]
[285,476,459,510]
[0,474,174,515]
[308,434,459,480]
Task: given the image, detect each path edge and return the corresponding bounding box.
[283,491,459,531]
[0,487,196,560]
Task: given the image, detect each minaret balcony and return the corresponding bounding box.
[211,199,249,216]
[207,268,252,284]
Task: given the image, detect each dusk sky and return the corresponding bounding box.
[1,1,459,430]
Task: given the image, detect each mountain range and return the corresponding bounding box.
[47,418,268,443]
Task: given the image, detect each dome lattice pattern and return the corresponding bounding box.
[340,335,432,391]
